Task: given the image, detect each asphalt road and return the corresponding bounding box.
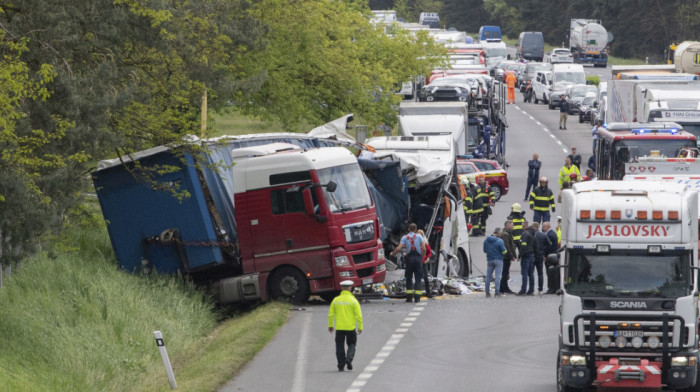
[219,65,611,392]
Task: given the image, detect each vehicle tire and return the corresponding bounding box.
[491,184,502,201]
[534,95,539,104]
[543,94,549,104]
[579,116,583,123]
[319,291,339,303]
[556,355,583,392]
[457,251,469,277]
[270,266,310,304]
[426,95,435,102]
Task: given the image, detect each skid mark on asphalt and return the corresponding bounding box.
[346,301,427,392]
[514,105,569,153]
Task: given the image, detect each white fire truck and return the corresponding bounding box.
[557,181,699,391]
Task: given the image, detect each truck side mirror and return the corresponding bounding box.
[325,181,337,193]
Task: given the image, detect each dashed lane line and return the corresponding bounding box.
[515,104,569,154]
[345,303,427,392]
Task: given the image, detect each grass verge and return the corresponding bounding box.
[0,220,289,391]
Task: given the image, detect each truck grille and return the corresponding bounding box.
[574,313,686,353]
[352,252,373,264]
[356,267,374,278]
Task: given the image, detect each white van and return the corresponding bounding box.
[548,64,586,109]
[531,70,552,104]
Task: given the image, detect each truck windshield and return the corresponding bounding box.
[610,139,697,179]
[566,250,692,298]
[317,163,373,213]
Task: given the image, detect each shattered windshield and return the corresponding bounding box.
[317,163,372,213]
[566,250,692,298]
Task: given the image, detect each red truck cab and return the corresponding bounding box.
[232,143,385,302]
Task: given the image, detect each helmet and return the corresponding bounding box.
[511,203,522,213]
[476,173,486,180]
[539,176,548,183]
[465,174,476,184]
[458,174,470,185]
[569,173,578,180]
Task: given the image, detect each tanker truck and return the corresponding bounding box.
[569,19,608,67]
[674,41,700,75]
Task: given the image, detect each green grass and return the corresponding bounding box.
[0,219,289,391]
[586,75,600,86]
[607,55,647,66]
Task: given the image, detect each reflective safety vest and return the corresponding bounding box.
[508,211,525,242]
[475,184,493,208]
[529,186,555,212]
[471,185,484,214]
[559,164,580,188]
[328,290,363,331]
[463,187,474,214]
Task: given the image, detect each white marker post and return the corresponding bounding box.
[154,331,177,390]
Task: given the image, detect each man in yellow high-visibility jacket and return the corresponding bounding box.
[328,280,364,371]
[558,157,580,189]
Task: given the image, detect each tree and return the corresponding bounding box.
[238,0,446,129]
[0,0,265,266]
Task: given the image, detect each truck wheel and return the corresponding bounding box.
[556,355,583,392]
[490,184,502,201]
[578,116,583,123]
[319,291,339,303]
[534,96,539,104]
[543,94,549,104]
[457,251,469,277]
[270,267,310,304]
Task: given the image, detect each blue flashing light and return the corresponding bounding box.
[675,246,685,250]
[630,128,679,135]
[573,245,584,249]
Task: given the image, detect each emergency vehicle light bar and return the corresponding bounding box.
[578,209,679,220]
[630,128,679,134]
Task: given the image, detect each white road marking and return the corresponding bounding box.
[291,312,311,392]
[529,115,535,120]
[536,121,542,126]
[346,304,428,392]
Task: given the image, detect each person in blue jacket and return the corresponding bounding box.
[482,227,507,297]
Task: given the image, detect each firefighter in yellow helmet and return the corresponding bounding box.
[473,173,494,236]
[507,202,526,246]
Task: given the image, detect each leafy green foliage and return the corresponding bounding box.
[237,0,447,130]
[0,0,264,265]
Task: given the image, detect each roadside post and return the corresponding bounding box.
[154,331,177,390]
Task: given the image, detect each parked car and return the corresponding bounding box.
[578,95,597,123]
[420,75,477,102]
[565,84,598,114]
[456,158,509,201]
[549,48,574,64]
